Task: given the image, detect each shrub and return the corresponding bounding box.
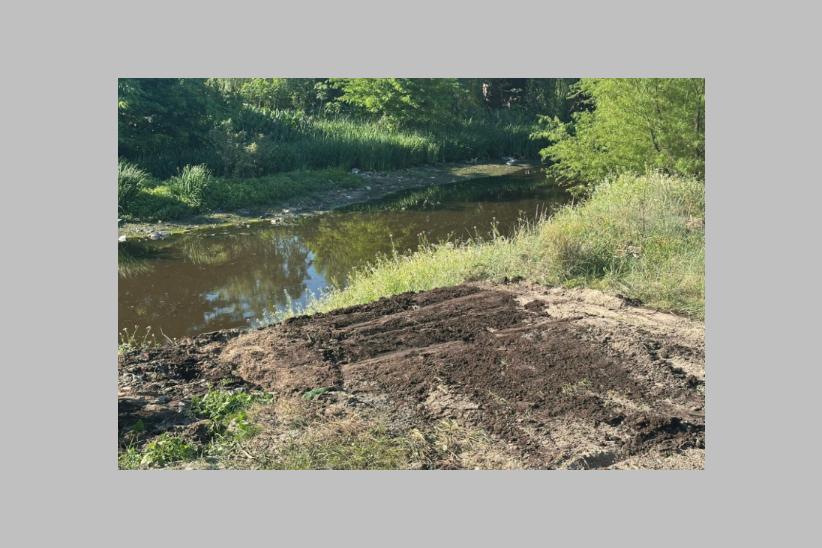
[535,78,705,193]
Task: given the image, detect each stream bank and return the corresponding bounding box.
[119,163,530,240]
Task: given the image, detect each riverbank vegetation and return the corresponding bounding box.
[533,78,705,195]
[118,78,577,220]
[118,162,363,221]
[255,78,707,320]
[119,77,705,317]
[288,171,704,320]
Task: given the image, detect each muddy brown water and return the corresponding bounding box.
[118,170,569,340]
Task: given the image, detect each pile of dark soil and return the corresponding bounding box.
[119,282,705,469]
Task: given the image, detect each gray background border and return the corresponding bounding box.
[3,0,818,545]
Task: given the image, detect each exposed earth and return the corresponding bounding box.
[118,281,705,469]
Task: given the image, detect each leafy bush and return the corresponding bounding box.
[329,78,462,129]
[535,78,705,194]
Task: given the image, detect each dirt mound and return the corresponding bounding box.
[118,330,245,437]
[119,282,704,469]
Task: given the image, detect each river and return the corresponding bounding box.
[118,169,568,339]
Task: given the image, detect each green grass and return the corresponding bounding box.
[297,172,704,319]
[268,424,414,470]
[120,166,364,221]
[118,161,154,213]
[120,108,544,221]
[285,113,542,172]
[131,108,543,179]
[118,389,273,469]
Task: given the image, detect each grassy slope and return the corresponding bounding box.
[306,172,704,319]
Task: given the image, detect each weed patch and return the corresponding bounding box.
[139,434,198,468]
[191,389,272,440]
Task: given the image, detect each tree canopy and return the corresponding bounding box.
[535,78,705,193]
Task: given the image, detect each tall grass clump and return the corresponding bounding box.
[306,172,704,319]
[117,160,153,214]
[167,164,213,211]
[536,172,704,317]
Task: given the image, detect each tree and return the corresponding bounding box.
[118,78,224,177]
[232,78,326,112]
[536,78,705,192]
[329,78,462,128]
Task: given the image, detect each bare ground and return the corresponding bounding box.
[118,281,704,469]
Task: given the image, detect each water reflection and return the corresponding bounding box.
[118,170,568,338]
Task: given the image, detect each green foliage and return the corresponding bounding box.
[309,173,704,319]
[122,185,195,221]
[119,167,362,221]
[139,434,197,468]
[233,78,326,112]
[117,161,153,213]
[167,164,213,211]
[330,78,462,129]
[191,389,271,440]
[536,172,704,316]
[535,78,705,193]
[204,168,362,211]
[191,390,257,422]
[118,446,142,469]
[118,78,564,182]
[118,78,225,177]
